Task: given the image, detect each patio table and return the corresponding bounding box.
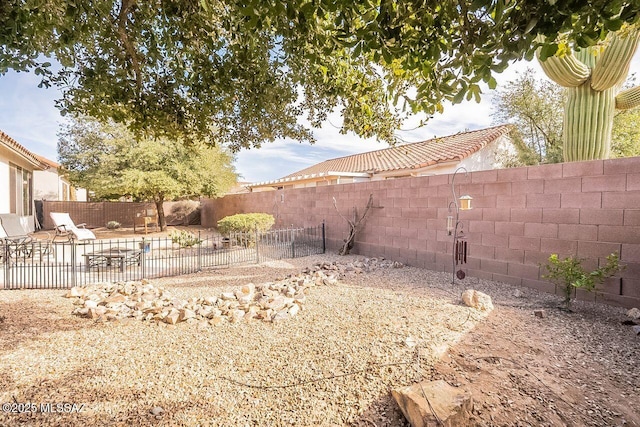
[83,248,142,272]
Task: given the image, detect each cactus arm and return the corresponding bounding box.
[616,86,640,110]
[537,51,590,88]
[592,31,640,91]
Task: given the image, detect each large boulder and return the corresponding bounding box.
[461,289,494,312]
[392,380,473,427]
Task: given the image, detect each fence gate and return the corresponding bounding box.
[1,224,325,290]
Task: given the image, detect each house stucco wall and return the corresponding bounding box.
[0,144,39,229]
[0,157,9,213]
[203,156,640,308]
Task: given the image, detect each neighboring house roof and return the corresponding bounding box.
[251,125,513,187]
[33,154,61,169]
[226,182,252,194]
[0,130,49,170]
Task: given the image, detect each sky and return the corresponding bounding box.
[0,53,638,183]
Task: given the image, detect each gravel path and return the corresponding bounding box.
[0,253,637,426]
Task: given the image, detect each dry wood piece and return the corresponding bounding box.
[333,193,374,255]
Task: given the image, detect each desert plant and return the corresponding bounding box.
[169,229,202,248]
[542,252,624,310]
[106,221,121,230]
[537,29,640,161]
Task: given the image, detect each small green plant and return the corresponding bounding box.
[106,221,121,229]
[169,229,202,248]
[542,252,624,310]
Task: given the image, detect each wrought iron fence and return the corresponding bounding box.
[1,224,325,290]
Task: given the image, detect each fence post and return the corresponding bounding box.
[141,237,147,279]
[197,231,202,271]
[322,221,326,254]
[255,227,260,264]
[71,242,77,288]
[3,243,10,289]
[291,227,296,259]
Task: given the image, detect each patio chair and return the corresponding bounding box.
[0,214,52,260]
[50,212,96,241]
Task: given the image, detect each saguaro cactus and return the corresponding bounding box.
[538,30,640,161]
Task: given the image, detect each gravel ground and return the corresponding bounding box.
[0,253,638,426]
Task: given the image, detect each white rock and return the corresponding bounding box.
[288,304,300,317]
[405,336,417,348]
[626,308,640,320]
[66,287,83,298]
[461,289,494,312]
[264,296,287,311]
[272,309,289,322]
[204,296,218,305]
[163,309,181,325]
[221,292,236,301]
[229,309,245,323]
[178,308,196,322]
[84,300,98,309]
[150,406,164,416]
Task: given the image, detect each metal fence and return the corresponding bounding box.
[1,224,325,289]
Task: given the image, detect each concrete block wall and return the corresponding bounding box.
[203,156,640,308]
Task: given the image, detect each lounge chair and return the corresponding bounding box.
[50,212,96,241]
[0,214,51,259]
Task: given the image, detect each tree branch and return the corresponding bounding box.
[117,0,142,91]
[333,194,374,256]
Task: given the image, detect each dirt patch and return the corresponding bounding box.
[433,300,640,426]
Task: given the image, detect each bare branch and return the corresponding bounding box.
[333,194,374,255]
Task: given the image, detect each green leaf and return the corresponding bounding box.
[604,19,623,31]
[452,88,466,104]
[538,43,559,61]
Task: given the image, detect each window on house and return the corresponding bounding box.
[9,163,33,216]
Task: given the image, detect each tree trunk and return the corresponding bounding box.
[155,198,166,231]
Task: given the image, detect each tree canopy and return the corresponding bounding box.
[58,117,238,229]
[492,68,564,165]
[2,1,640,149]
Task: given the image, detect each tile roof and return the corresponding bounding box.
[0,130,48,169]
[33,154,60,169]
[278,124,512,181]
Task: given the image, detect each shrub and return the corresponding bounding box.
[217,213,275,235]
[169,229,202,248]
[217,213,275,247]
[106,221,121,229]
[542,252,624,310]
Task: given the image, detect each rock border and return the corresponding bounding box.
[66,258,404,326]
